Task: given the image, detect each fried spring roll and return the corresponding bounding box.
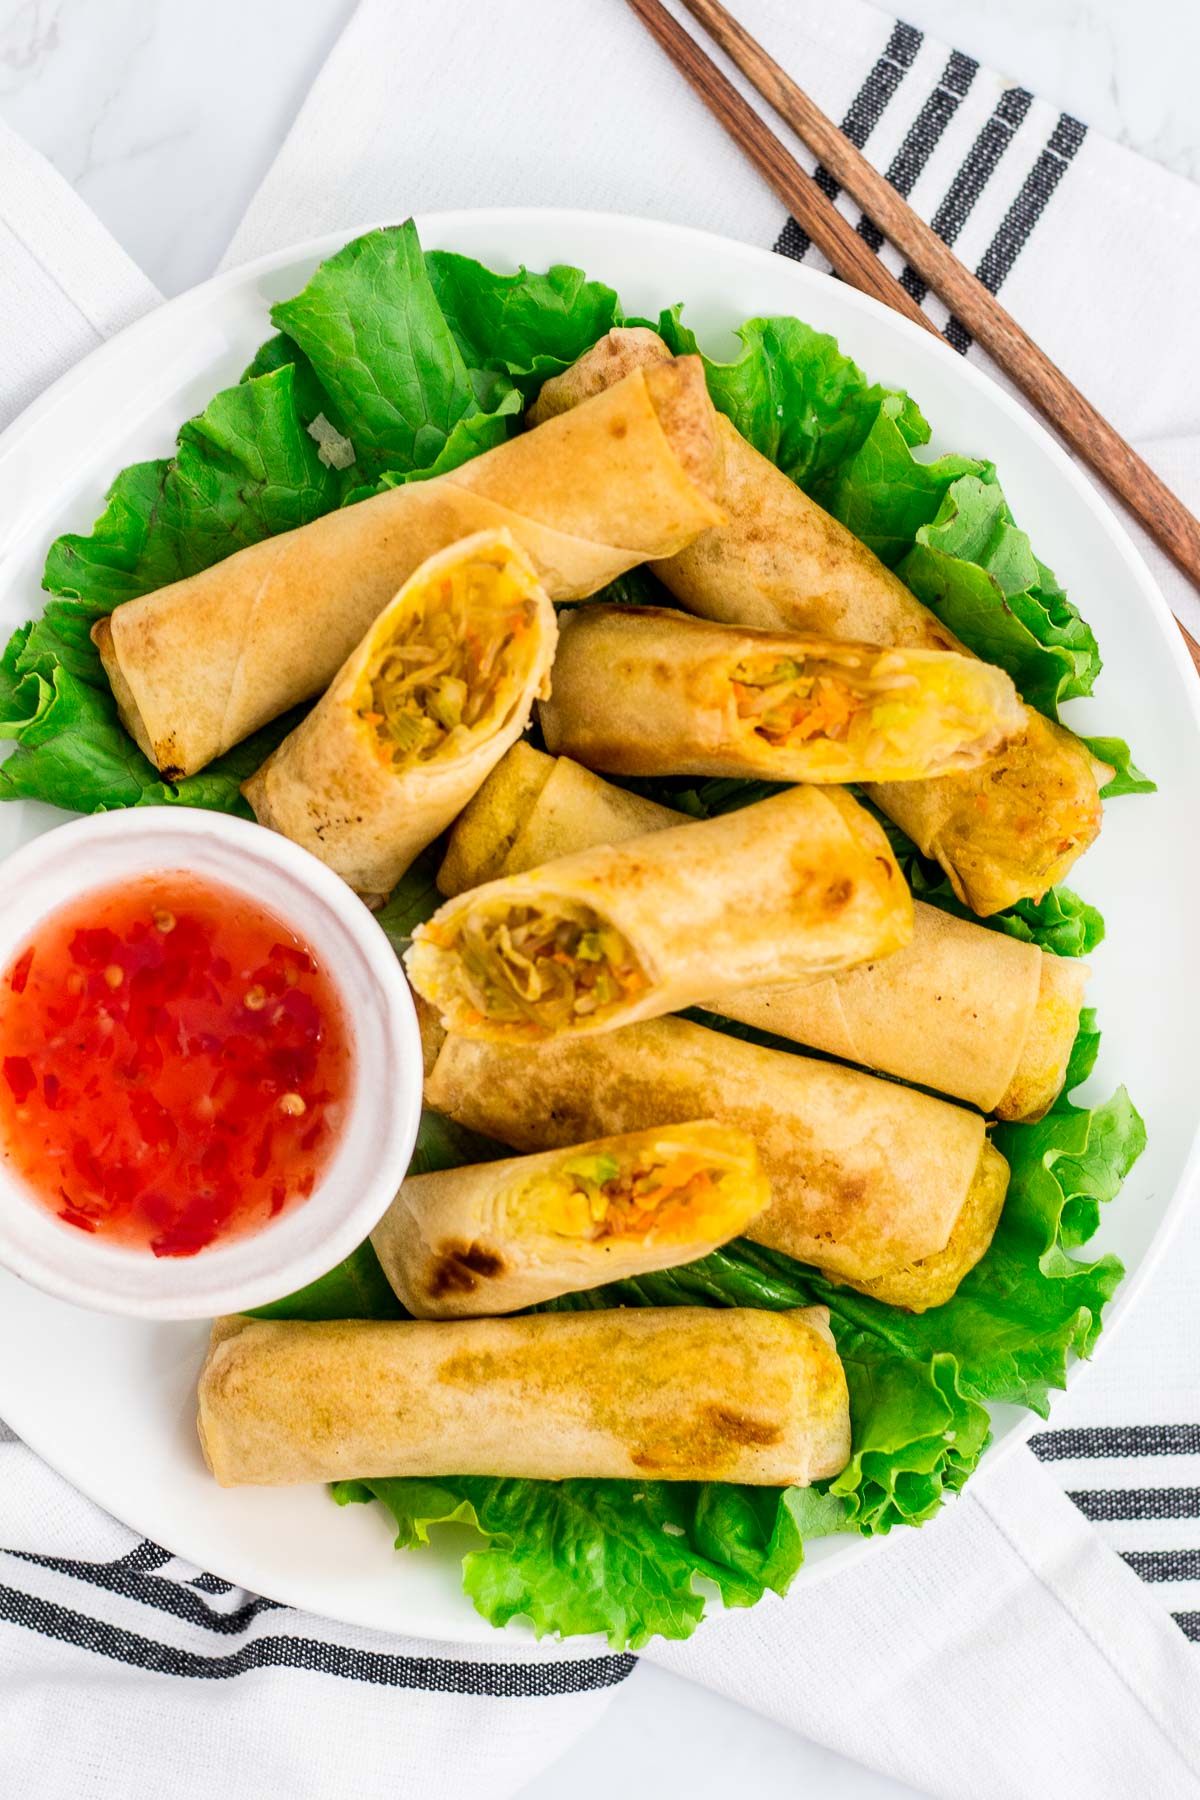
[540,605,1023,783]
[438,747,1087,1120]
[530,328,957,648]
[531,331,1106,916]
[241,532,555,898]
[197,1309,851,1486]
[406,786,912,1042]
[864,712,1108,916]
[424,1015,1010,1311]
[371,1120,770,1318]
[93,358,723,778]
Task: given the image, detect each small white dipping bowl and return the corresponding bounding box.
[0,807,423,1320]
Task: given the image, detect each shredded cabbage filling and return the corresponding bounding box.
[425,900,649,1036]
[729,651,979,768]
[360,559,536,765]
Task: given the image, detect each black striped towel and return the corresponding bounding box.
[3,2,1200,1795]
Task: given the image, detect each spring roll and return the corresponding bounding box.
[531,331,1105,916]
[406,785,912,1042]
[371,1120,770,1318]
[197,1308,851,1487]
[436,738,569,896]
[438,748,1089,1120]
[864,712,1108,916]
[241,532,555,898]
[425,1015,1010,1310]
[92,358,723,779]
[531,328,958,647]
[540,605,1023,784]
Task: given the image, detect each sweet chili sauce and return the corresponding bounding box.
[0,872,353,1257]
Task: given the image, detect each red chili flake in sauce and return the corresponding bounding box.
[0,873,353,1257]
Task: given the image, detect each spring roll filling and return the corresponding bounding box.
[514,1137,751,1244]
[421,901,649,1036]
[729,652,991,767]
[360,558,537,766]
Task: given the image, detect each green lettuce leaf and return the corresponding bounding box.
[249,1241,406,1324]
[654,308,927,490]
[1083,736,1157,798]
[43,365,344,613]
[373,844,443,955]
[425,251,622,400]
[271,223,488,479]
[346,389,525,505]
[334,1473,832,1650]
[898,469,1101,715]
[815,393,978,566]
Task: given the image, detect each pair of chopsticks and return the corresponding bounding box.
[626,0,1200,675]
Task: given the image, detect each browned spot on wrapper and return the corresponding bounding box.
[428,1239,506,1298]
[630,1405,782,1473]
[704,1406,784,1447]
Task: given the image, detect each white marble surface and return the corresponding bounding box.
[1,0,1199,297]
[0,3,1195,1797]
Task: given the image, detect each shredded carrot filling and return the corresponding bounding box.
[519,1142,747,1243]
[728,648,1005,774]
[361,557,535,767]
[731,655,872,746]
[437,901,649,1037]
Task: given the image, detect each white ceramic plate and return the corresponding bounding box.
[1,210,1197,1645]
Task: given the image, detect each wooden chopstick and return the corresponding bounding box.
[625,0,939,337]
[626,0,1200,674]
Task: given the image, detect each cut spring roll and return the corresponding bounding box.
[531,330,1105,916]
[371,1120,770,1318]
[92,358,723,778]
[540,605,1023,783]
[242,531,556,898]
[437,747,1089,1120]
[425,1014,1010,1311]
[406,785,912,1042]
[197,1309,851,1486]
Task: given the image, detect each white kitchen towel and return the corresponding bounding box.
[2,2,1200,1798]
[0,1424,634,1800]
[654,1447,1200,1797]
[0,116,160,433]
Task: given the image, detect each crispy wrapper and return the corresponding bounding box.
[93,358,724,778]
[371,1120,770,1318]
[724,910,1086,1124]
[407,785,912,1042]
[197,1308,851,1487]
[435,739,558,896]
[531,330,1105,916]
[539,604,1023,783]
[424,1014,1010,1309]
[530,329,958,650]
[438,747,1089,1120]
[242,531,556,897]
[864,713,1110,916]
